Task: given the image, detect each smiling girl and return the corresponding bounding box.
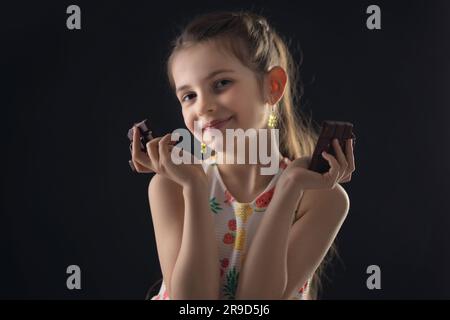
[131,11,355,300]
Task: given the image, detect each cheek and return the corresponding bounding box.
[181,109,193,129]
[182,110,201,138]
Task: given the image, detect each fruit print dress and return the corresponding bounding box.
[151,155,310,300]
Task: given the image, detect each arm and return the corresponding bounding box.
[149,174,221,300]
[235,179,349,300]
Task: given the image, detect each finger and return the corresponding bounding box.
[147,137,162,172]
[330,139,348,182]
[158,134,172,163]
[132,126,142,154]
[321,151,340,188]
[340,173,352,183]
[338,139,356,183]
[131,127,154,170]
[132,159,152,173]
[332,138,348,174]
[346,138,356,173]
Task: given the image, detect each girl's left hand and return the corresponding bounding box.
[279,138,355,191]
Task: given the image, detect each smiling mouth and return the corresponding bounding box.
[203,116,233,131]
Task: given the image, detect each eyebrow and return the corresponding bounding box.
[175,69,235,94]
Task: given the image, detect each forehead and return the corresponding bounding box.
[171,41,252,88]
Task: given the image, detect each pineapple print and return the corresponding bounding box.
[234,228,246,251]
[209,197,222,214]
[223,266,239,300]
[235,203,253,223]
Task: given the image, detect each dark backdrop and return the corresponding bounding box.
[2,0,449,299]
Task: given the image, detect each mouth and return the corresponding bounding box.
[202,116,233,131]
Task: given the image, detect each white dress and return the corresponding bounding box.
[151,155,310,300]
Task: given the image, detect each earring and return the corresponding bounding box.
[201,142,207,154]
[268,105,278,129]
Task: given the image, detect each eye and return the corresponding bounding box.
[181,92,196,102]
[214,79,232,90]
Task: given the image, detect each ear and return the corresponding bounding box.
[266,66,288,105]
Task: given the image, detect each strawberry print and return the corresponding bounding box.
[223,233,234,245]
[228,219,236,231]
[221,258,229,268]
[223,219,237,245]
[220,258,229,279]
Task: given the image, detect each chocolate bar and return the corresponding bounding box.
[127,119,154,172]
[308,120,356,173]
[127,119,154,153]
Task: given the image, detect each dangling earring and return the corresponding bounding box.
[268,104,278,129]
[201,142,207,154]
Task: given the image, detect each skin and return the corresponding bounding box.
[131,40,356,299]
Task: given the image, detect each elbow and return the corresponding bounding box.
[334,184,350,219]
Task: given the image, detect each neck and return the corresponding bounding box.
[211,130,284,201]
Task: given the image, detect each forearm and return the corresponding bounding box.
[170,181,221,300]
[235,181,303,299]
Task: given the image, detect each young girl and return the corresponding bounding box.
[131,11,355,300]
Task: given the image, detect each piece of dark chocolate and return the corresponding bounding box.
[127,119,154,152]
[308,120,356,174]
[127,119,154,172]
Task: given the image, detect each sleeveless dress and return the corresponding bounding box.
[150,155,310,300]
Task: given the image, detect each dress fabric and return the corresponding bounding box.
[150,155,310,300]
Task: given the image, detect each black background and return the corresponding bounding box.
[2,0,450,299]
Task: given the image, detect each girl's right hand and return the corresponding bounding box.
[131,127,207,188]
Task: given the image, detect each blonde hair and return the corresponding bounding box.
[164,10,338,299]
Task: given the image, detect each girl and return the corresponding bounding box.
[131,11,355,300]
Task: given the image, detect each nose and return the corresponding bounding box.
[195,91,216,116]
